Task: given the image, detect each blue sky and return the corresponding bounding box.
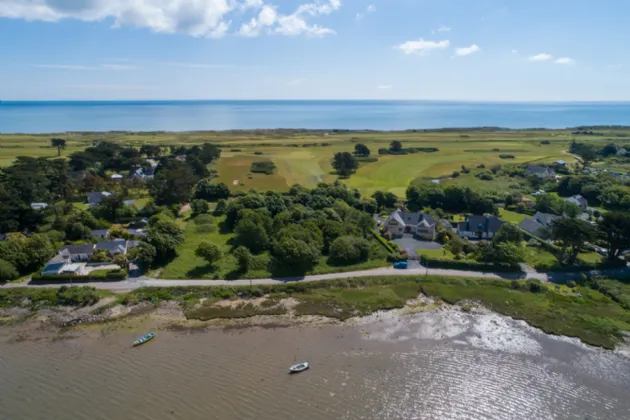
[0,0,629,101]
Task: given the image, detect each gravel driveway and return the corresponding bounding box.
[392,235,442,257]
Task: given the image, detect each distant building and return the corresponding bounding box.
[383,210,437,240]
[91,229,110,239]
[110,174,124,181]
[30,202,48,210]
[518,218,548,238]
[40,254,82,276]
[526,165,556,179]
[457,216,504,240]
[131,167,155,181]
[566,195,588,212]
[87,191,112,206]
[123,199,136,207]
[126,228,148,237]
[554,160,567,166]
[145,159,159,169]
[96,239,129,256]
[59,244,95,262]
[534,211,562,227]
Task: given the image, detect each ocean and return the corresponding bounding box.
[1,100,630,133]
[1,309,629,420]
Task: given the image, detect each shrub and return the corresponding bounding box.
[0,259,19,281]
[230,149,242,152]
[475,172,494,181]
[196,224,217,234]
[451,171,460,178]
[250,161,276,174]
[499,154,515,159]
[540,140,550,145]
[190,199,209,215]
[477,164,486,169]
[328,236,370,265]
[194,214,214,225]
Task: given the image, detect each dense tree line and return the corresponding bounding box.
[406,182,496,215]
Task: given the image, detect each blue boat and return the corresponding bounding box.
[133,332,156,347]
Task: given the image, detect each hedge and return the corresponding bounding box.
[420,254,523,273]
[32,269,128,282]
[535,258,627,273]
[371,229,395,253]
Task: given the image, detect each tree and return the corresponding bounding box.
[148,215,184,261]
[234,219,270,254]
[551,218,598,265]
[128,242,157,270]
[194,179,230,202]
[476,242,524,267]
[213,199,228,216]
[140,144,161,158]
[233,246,253,272]
[372,191,398,211]
[149,160,198,205]
[390,140,403,153]
[598,212,630,261]
[331,152,359,177]
[0,259,19,282]
[67,222,92,241]
[190,199,209,215]
[273,238,320,273]
[50,138,66,156]
[328,236,370,265]
[99,194,125,222]
[112,253,130,270]
[354,143,370,157]
[195,242,222,267]
[493,223,524,244]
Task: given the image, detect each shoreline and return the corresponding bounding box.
[2,275,629,351]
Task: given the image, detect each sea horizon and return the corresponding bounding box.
[3,99,630,133]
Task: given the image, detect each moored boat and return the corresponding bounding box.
[289,362,309,374]
[133,332,156,347]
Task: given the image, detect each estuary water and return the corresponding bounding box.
[1,100,630,133]
[0,309,629,420]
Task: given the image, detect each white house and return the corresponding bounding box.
[566,195,588,212]
[457,216,505,240]
[383,210,437,240]
[30,203,48,210]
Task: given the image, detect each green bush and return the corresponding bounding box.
[196,224,217,234]
[499,154,515,159]
[250,161,276,174]
[421,254,522,272]
[371,229,395,253]
[31,269,128,282]
[194,214,214,225]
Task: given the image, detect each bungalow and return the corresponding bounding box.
[534,211,562,227]
[87,191,112,206]
[526,165,556,179]
[126,228,147,237]
[456,215,504,240]
[131,167,155,181]
[40,254,82,276]
[566,195,588,212]
[91,229,110,239]
[30,202,48,210]
[96,239,129,256]
[60,244,95,262]
[383,210,437,240]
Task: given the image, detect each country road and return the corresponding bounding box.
[4,263,629,291]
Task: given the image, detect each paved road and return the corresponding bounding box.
[5,264,629,291]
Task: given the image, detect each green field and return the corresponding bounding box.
[2,129,612,197]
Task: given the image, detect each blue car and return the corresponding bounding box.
[393,261,408,269]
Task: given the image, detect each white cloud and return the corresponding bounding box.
[395,39,450,55]
[437,25,451,32]
[377,85,392,89]
[356,4,376,20]
[1,0,338,38]
[287,78,306,87]
[35,63,141,70]
[511,49,518,54]
[454,44,480,57]
[528,53,553,61]
[554,57,575,65]
[65,84,157,90]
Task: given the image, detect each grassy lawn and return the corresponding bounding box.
[523,245,557,267]
[160,215,389,280]
[578,252,603,264]
[418,248,454,259]
[1,129,595,197]
[499,208,528,224]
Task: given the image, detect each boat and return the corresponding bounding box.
[133,332,156,347]
[289,362,309,374]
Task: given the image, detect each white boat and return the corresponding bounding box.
[289,362,309,374]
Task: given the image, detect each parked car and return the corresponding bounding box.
[393,261,408,269]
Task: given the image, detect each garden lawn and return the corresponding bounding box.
[499,208,528,224]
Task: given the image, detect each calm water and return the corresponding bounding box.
[1,310,629,419]
[1,101,630,133]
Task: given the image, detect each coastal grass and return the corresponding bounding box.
[127,275,630,348]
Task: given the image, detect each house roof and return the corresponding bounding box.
[518,218,546,237]
[96,239,127,253]
[60,244,95,255]
[30,202,48,209]
[46,253,70,265]
[87,191,112,203]
[526,165,555,175]
[459,215,504,234]
[91,229,110,236]
[566,195,587,206]
[127,228,147,237]
[533,212,561,227]
[388,210,436,227]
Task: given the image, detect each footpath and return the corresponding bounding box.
[4,264,630,292]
